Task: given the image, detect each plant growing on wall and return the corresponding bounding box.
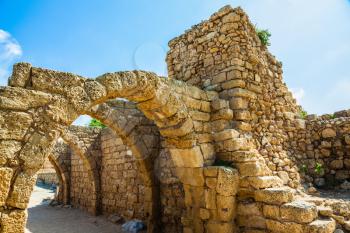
[315,163,324,175]
[300,109,308,119]
[255,27,271,46]
[300,164,308,173]
[89,118,106,128]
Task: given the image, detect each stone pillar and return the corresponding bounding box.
[180,166,238,233]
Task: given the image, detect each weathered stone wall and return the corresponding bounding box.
[68,126,102,214]
[36,158,59,185]
[70,149,97,212]
[291,112,350,188]
[166,5,303,188]
[50,140,72,204]
[100,128,147,219]
[36,172,58,185]
[156,146,185,233]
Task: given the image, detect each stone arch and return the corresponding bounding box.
[87,100,161,231]
[61,127,102,215]
[48,140,71,205]
[0,63,215,233]
[47,154,69,205]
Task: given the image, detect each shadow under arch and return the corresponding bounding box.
[47,153,70,205]
[86,100,161,231]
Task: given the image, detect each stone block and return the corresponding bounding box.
[263,204,280,219]
[9,62,31,87]
[170,146,203,168]
[160,117,193,137]
[0,111,32,140]
[237,215,266,229]
[232,121,252,131]
[317,206,333,217]
[237,161,271,177]
[266,219,304,233]
[0,87,52,111]
[221,79,246,89]
[345,135,350,145]
[228,88,256,99]
[217,195,236,221]
[205,189,217,209]
[190,111,210,121]
[211,119,230,132]
[211,99,228,111]
[255,187,295,205]
[240,176,283,189]
[233,110,251,120]
[199,208,210,220]
[280,201,317,224]
[229,97,248,110]
[329,160,343,169]
[214,129,239,142]
[307,219,336,233]
[212,72,226,84]
[216,168,239,196]
[204,166,218,177]
[321,128,336,138]
[224,138,252,151]
[200,143,215,160]
[0,209,27,233]
[0,140,21,165]
[206,221,234,233]
[0,167,14,206]
[176,167,204,186]
[230,150,259,162]
[211,108,233,121]
[6,172,39,209]
[206,178,217,189]
[237,202,262,216]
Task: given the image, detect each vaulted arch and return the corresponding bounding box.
[0,63,215,233]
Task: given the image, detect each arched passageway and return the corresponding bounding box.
[0,62,231,233]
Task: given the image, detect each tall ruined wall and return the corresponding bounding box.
[166,6,304,187]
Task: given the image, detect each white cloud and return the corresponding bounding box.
[290,87,305,105]
[0,29,22,85]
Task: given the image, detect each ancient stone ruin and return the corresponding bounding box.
[1,5,350,233]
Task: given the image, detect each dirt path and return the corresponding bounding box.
[25,185,123,233]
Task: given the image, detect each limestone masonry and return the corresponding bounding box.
[0,5,349,233]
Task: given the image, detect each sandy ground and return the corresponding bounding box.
[25,185,123,233]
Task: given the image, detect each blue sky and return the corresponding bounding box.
[1,0,350,125]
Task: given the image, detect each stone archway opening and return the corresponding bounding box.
[25,119,157,233]
[1,60,237,233]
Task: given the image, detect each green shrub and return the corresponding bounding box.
[300,109,308,119]
[89,118,106,128]
[315,163,324,175]
[256,28,271,46]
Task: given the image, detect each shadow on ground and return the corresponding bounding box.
[25,185,123,233]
